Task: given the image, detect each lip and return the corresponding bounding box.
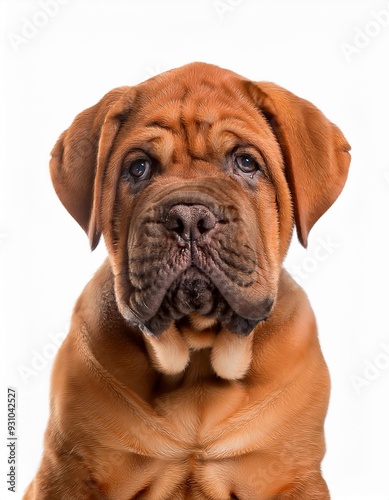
[134,265,274,337]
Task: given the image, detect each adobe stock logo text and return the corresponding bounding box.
[340,4,389,63]
[7,0,71,53]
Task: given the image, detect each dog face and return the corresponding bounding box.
[50,62,350,351]
[103,74,288,337]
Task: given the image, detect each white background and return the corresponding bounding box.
[1,0,389,498]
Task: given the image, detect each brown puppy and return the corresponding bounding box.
[24,63,350,499]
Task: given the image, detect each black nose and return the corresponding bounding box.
[165,204,217,241]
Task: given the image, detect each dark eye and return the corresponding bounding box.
[234,154,258,174]
[127,158,152,180]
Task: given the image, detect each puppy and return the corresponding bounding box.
[25,62,350,499]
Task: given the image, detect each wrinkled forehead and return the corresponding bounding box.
[134,72,263,129]
[118,71,277,164]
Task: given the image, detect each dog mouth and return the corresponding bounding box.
[169,267,216,317]
[123,251,273,337]
[141,266,270,336]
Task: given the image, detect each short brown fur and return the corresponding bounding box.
[25,63,350,499]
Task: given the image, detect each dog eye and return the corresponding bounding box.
[127,158,152,180]
[234,154,259,174]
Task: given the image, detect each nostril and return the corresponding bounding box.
[197,217,208,235]
[165,206,192,240]
[170,217,185,235]
[192,207,217,237]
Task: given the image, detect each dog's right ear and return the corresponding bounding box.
[50,87,133,250]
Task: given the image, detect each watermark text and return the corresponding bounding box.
[6,388,18,493]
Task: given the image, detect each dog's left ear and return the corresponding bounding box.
[50,87,134,250]
[247,82,351,247]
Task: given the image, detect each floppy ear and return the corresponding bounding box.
[50,87,133,250]
[247,82,351,247]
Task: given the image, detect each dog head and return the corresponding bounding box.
[50,63,350,376]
